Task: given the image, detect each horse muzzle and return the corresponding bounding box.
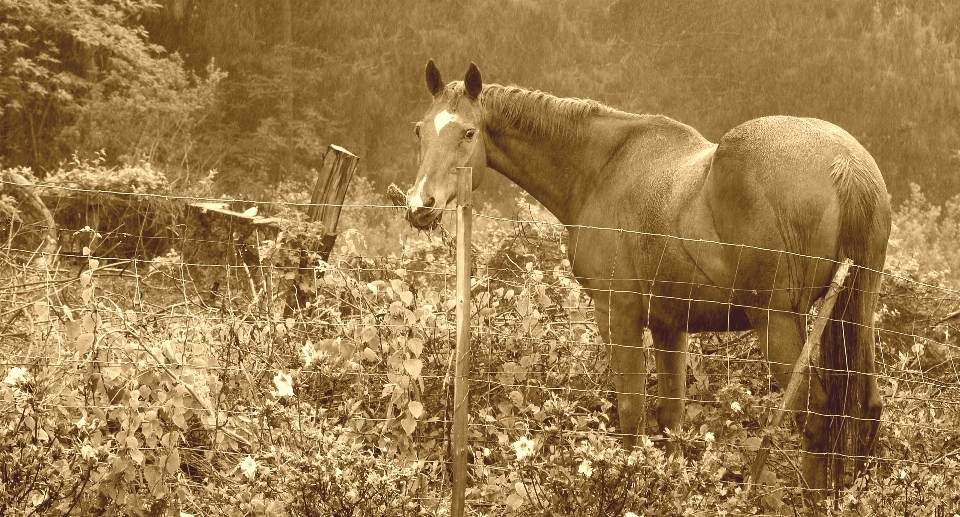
[406,206,442,230]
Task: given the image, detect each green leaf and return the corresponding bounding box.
[744,436,763,453]
[361,326,378,343]
[407,338,424,357]
[408,400,424,419]
[401,413,417,435]
[403,358,423,379]
[76,333,95,354]
[172,411,187,429]
[144,465,163,494]
[165,449,181,475]
[82,314,96,333]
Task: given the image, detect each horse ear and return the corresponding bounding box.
[425,59,444,96]
[464,62,482,99]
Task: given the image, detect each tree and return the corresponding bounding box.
[0,0,217,178]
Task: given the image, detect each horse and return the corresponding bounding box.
[404,60,890,495]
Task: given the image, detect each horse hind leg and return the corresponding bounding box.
[749,310,832,494]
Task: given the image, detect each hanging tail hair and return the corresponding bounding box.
[822,153,890,490]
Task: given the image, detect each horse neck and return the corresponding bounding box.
[483,116,635,224]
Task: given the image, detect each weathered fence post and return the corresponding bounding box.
[451,166,473,517]
[745,257,854,493]
[288,145,359,315]
[306,145,359,261]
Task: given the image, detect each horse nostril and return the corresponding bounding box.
[423,196,435,208]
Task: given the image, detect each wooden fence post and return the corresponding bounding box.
[288,145,359,315]
[745,257,854,493]
[307,144,359,261]
[451,166,473,517]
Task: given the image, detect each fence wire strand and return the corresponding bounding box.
[2,181,960,514]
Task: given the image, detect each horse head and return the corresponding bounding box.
[406,60,487,229]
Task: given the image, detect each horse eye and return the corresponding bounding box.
[414,124,422,139]
[465,129,476,139]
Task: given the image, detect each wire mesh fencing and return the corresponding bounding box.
[2,180,960,516]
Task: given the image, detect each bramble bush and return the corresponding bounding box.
[2,178,960,516]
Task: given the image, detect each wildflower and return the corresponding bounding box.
[273,371,294,397]
[302,342,315,367]
[578,459,593,477]
[704,432,715,443]
[346,488,359,503]
[3,367,29,386]
[625,512,643,517]
[80,444,97,461]
[643,436,654,448]
[513,436,535,461]
[730,401,743,413]
[240,455,257,479]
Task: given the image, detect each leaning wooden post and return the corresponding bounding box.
[451,166,473,517]
[745,258,854,493]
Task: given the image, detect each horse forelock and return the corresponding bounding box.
[439,82,623,144]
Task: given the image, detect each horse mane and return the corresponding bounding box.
[442,82,633,144]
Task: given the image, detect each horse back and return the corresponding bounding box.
[695,115,889,312]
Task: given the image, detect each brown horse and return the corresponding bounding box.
[405,60,890,494]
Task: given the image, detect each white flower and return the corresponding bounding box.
[578,459,593,477]
[625,512,643,517]
[273,371,294,397]
[643,436,654,448]
[301,342,315,367]
[513,436,535,461]
[3,367,29,386]
[704,432,715,443]
[730,401,743,413]
[240,455,257,479]
[80,444,97,461]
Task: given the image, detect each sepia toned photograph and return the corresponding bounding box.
[1,1,959,515]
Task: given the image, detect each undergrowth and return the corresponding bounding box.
[2,168,960,516]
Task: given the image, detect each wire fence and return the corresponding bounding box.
[2,179,960,515]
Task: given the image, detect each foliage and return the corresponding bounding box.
[878,183,960,368]
[3,177,960,516]
[0,0,216,181]
[887,183,960,286]
[69,60,225,185]
[4,1,960,205]
[126,0,960,207]
[44,153,170,194]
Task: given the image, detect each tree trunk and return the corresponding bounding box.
[279,0,295,185]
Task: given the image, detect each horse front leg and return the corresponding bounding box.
[595,295,648,448]
[652,326,688,451]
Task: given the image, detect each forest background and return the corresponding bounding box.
[2,0,959,209]
[4,2,960,515]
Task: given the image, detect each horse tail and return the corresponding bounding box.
[823,153,890,489]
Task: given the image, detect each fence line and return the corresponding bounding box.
[3,180,960,514]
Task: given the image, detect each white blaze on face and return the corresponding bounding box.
[434,110,456,135]
[408,176,428,211]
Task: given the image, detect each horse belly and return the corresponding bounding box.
[650,282,753,332]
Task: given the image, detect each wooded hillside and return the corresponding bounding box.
[2,0,959,205]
